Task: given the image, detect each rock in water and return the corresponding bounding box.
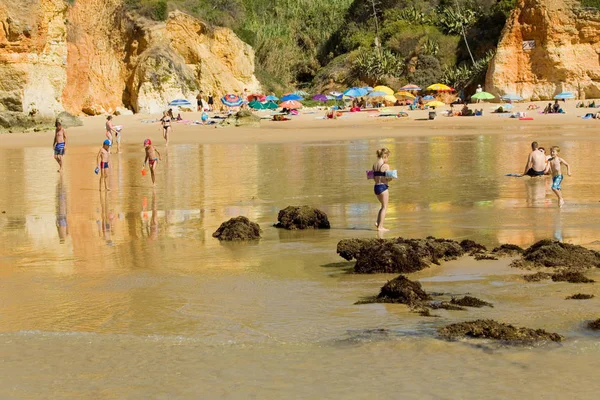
[438,319,564,342]
[212,216,261,241]
[565,294,594,300]
[511,239,600,269]
[450,296,494,308]
[459,239,487,254]
[336,238,377,261]
[274,206,330,230]
[218,110,261,128]
[551,271,595,283]
[491,244,524,257]
[376,275,431,306]
[588,319,600,330]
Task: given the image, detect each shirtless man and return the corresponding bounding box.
[96,140,111,191]
[522,141,547,177]
[53,120,67,173]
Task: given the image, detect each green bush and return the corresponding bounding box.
[581,0,600,9]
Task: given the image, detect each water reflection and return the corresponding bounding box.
[55,177,68,244]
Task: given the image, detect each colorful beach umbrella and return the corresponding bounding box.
[168,99,192,107]
[372,85,394,95]
[427,83,454,92]
[395,91,416,99]
[294,90,309,96]
[265,95,279,101]
[368,91,388,97]
[248,100,266,110]
[426,100,446,107]
[501,94,523,101]
[330,91,343,97]
[554,92,575,100]
[247,94,266,102]
[399,84,421,91]
[471,91,495,100]
[312,94,328,102]
[264,101,279,110]
[279,100,303,109]
[362,86,374,92]
[281,93,304,101]
[221,94,243,107]
[384,95,397,103]
[344,87,368,97]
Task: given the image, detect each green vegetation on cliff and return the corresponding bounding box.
[123,0,517,92]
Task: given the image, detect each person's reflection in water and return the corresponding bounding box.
[150,189,159,240]
[553,211,564,242]
[525,177,547,207]
[99,191,114,246]
[55,176,68,243]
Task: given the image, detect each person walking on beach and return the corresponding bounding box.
[53,120,67,173]
[372,148,391,231]
[105,116,121,153]
[545,146,572,208]
[160,111,172,145]
[143,138,162,186]
[96,140,111,191]
[522,141,547,177]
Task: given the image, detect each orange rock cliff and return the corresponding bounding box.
[0,0,260,117]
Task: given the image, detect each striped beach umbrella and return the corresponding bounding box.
[279,100,303,109]
[221,94,243,107]
[168,99,192,107]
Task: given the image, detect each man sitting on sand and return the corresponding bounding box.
[522,141,547,177]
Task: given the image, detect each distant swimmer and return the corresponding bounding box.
[372,148,391,232]
[143,138,162,186]
[522,141,547,177]
[96,140,111,191]
[53,120,67,173]
[545,146,572,208]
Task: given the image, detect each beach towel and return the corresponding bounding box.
[505,173,521,177]
[519,117,534,120]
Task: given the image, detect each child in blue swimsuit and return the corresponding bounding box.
[372,148,391,231]
[546,146,572,208]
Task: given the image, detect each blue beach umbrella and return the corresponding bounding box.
[281,93,304,101]
[344,87,368,97]
[168,99,192,107]
[362,86,374,92]
[501,94,523,101]
[221,94,243,107]
[554,92,575,100]
[367,91,388,97]
[265,95,279,101]
[423,95,435,100]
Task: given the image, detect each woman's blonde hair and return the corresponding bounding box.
[376,148,390,158]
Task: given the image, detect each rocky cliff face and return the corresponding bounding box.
[486,0,600,100]
[0,0,260,117]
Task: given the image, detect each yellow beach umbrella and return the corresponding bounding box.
[395,91,415,99]
[426,83,454,92]
[384,94,397,103]
[425,100,446,107]
[373,85,394,95]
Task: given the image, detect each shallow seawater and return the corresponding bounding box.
[1,133,600,399]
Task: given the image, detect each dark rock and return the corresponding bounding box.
[588,319,600,330]
[474,253,499,261]
[551,271,595,283]
[438,319,564,342]
[275,206,330,230]
[429,301,466,311]
[451,296,494,308]
[460,239,487,254]
[523,272,553,282]
[57,112,83,128]
[219,110,261,128]
[565,294,594,300]
[212,216,261,241]
[336,238,377,261]
[491,244,524,256]
[512,239,600,269]
[375,275,431,306]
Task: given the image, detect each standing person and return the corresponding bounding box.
[105,116,120,153]
[143,138,162,186]
[545,146,572,208]
[208,93,214,111]
[372,148,391,232]
[160,111,172,145]
[196,91,203,111]
[53,120,67,173]
[475,84,483,103]
[96,140,111,191]
[522,141,547,177]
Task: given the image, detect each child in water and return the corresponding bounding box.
[143,138,162,186]
[96,140,111,191]
[545,146,572,208]
[372,148,391,231]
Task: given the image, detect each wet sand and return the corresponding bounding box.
[1,104,600,398]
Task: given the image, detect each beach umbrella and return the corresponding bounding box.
[265,95,279,101]
[294,90,309,96]
[395,91,416,99]
[247,94,266,102]
[279,100,303,109]
[312,94,328,102]
[330,91,343,97]
[362,86,374,92]
[264,101,279,110]
[501,94,523,101]
[168,99,192,107]
[326,95,337,100]
[367,91,388,97]
[221,94,243,107]
[399,84,421,91]
[471,91,495,100]
[423,95,435,100]
[384,95,397,103]
[554,92,575,100]
[281,93,303,101]
[426,100,446,107]
[248,100,266,110]
[344,87,368,97]
[426,83,454,92]
[372,85,394,95]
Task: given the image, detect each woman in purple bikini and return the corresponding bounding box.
[373,148,391,231]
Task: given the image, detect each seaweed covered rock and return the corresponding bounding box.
[348,236,464,274]
[474,254,498,261]
[451,296,493,308]
[218,110,261,128]
[551,271,595,283]
[523,272,553,282]
[438,319,564,342]
[492,244,524,257]
[566,294,594,300]
[588,319,600,330]
[512,240,600,269]
[460,240,487,255]
[429,301,466,311]
[275,206,330,230]
[212,216,261,241]
[337,238,377,261]
[376,275,431,306]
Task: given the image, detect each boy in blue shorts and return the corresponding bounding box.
[96,140,111,191]
[545,146,572,208]
[53,120,67,173]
